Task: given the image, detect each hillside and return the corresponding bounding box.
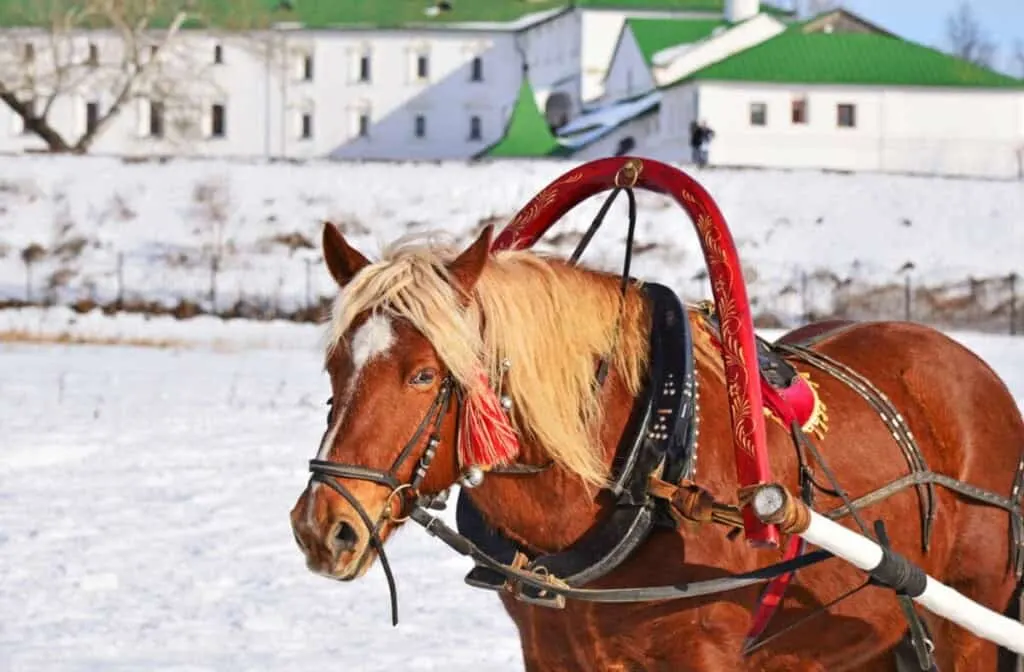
[0,155,1020,332]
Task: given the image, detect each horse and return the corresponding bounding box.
[290,221,1024,671]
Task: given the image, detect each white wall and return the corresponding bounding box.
[0,16,580,162]
[725,0,760,23]
[579,8,721,103]
[520,9,583,121]
[0,30,274,159]
[635,83,701,163]
[602,29,657,102]
[678,81,1024,178]
[326,30,525,161]
[572,111,662,160]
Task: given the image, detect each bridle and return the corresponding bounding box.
[305,360,834,630]
[307,375,460,625]
[303,188,837,627]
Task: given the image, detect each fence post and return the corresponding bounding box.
[800,270,809,323]
[24,258,32,303]
[116,252,124,307]
[209,254,220,313]
[305,258,312,313]
[904,274,912,322]
[1011,272,1019,336]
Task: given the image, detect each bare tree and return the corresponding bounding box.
[945,1,997,68]
[0,0,271,154]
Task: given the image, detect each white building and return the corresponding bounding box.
[4,1,792,162]
[487,7,1024,180]
[0,3,587,161]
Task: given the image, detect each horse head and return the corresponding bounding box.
[290,220,659,586]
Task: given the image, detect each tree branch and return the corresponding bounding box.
[73,9,189,153]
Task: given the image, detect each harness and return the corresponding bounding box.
[458,280,698,604]
[305,163,1024,670]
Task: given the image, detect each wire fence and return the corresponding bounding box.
[1,250,1020,336]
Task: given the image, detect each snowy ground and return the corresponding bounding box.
[0,155,1021,326]
[2,314,1023,671]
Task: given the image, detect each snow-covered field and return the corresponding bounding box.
[1,154,1023,669]
[1,312,1023,671]
[0,155,1021,327]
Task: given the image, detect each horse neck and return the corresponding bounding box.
[466,365,641,554]
[463,303,738,556]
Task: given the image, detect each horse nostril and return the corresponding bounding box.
[333,521,359,552]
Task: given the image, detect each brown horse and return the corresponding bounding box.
[290,222,1024,671]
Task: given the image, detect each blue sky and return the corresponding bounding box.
[833,0,1024,75]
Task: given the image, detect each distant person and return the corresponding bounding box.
[689,121,701,165]
[690,119,714,168]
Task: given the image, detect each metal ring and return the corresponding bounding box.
[384,483,416,523]
[613,159,643,189]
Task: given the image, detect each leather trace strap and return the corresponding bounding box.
[409,505,834,606]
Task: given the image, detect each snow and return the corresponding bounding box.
[0,155,1021,328]
[560,91,662,150]
[0,329,523,672]
[1,311,1023,671]
[1,153,1023,669]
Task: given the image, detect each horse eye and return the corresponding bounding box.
[410,369,436,386]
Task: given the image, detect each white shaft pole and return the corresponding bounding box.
[751,485,1024,656]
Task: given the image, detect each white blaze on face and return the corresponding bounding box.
[317,313,396,463]
[311,310,397,528]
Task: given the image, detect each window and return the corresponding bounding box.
[211,103,226,138]
[301,112,313,139]
[149,101,164,138]
[749,102,767,126]
[837,103,856,128]
[358,113,369,137]
[359,54,371,82]
[414,114,426,138]
[416,54,429,80]
[213,44,223,64]
[150,44,159,59]
[470,56,483,81]
[469,115,481,140]
[791,97,808,125]
[23,43,34,63]
[302,54,314,81]
[85,101,99,135]
[87,43,99,66]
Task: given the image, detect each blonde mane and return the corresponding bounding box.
[327,233,651,486]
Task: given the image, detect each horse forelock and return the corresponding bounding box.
[322,231,651,486]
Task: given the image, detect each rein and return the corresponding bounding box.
[305,186,842,625]
[309,367,835,622]
[308,377,458,626]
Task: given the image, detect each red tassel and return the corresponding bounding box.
[458,368,520,468]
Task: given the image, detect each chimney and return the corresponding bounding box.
[725,0,759,23]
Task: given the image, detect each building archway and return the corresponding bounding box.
[544,92,572,131]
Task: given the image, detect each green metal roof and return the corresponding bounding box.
[0,0,569,29]
[578,0,721,10]
[483,76,567,158]
[0,0,794,29]
[676,29,1024,89]
[627,18,729,66]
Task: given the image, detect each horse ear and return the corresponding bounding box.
[322,221,370,288]
[449,224,493,295]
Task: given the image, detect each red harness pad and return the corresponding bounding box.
[699,321,824,436]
